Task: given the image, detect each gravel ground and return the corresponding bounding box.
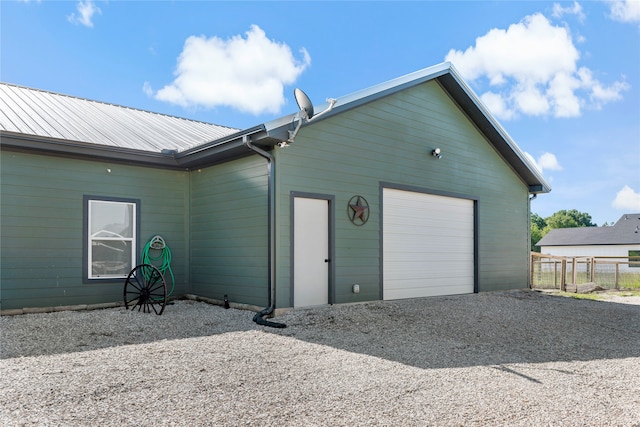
[1,290,639,426]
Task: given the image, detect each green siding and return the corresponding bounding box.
[189,156,269,307]
[1,79,533,311]
[0,151,189,310]
[275,80,530,306]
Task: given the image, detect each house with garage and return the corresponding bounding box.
[536,213,640,272]
[1,62,550,318]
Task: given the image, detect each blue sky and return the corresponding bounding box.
[2,0,639,226]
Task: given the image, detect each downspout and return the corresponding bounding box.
[244,135,286,328]
[528,193,537,289]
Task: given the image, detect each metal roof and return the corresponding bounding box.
[537,213,640,246]
[0,82,238,153]
[0,62,556,188]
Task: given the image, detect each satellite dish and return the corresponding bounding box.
[282,88,337,147]
[294,88,314,119]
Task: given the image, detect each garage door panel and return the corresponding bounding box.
[384,235,473,249]
[384,269,473,281]
[385,215,472,230]
[385,281,472,300]
[389,204,472,217]
[388,278,472,290]
[385,212,471,226]
[383,188,474,300]
[384,258,473,273]
[384,254,474,266]
[387,279,471,291]
[384,224,473,235]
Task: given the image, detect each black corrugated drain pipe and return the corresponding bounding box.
[244,136,286,328]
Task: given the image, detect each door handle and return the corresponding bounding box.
[324,259,330,263]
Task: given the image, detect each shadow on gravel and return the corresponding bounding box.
[0,300,261,359]
[3,291,639,370]
[266,290,640,370]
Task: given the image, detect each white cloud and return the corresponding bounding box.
[547,71,582,117]
[612,185,640,210]
[538,152,563,171]
[142,82,153,97]
[579,66,631,106]
[153,25,311,115]
[514,84,550,115]
[445,12,629,120]
[480,91,516,120]
[608,0,640,23]
[524,151,563,175]
[67,0,101,28]
[552,1,586,22]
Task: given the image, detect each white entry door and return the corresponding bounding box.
[294,197,329,307]
[383,188,475,300]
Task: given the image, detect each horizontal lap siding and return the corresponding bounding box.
[275,80,529,306]
[189,156,269,307]
[0,151,188,310]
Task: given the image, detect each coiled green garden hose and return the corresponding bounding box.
[141,235,175,297]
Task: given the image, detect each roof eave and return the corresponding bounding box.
[1,127,281,170]
[436,66,551,194]
[264,62,551,195]
[175,125,277,168]
[1,130,181,169]
[1,62,557,191]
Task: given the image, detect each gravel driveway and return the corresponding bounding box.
[1,290,639,426]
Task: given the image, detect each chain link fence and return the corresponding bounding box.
[530,253,640,291]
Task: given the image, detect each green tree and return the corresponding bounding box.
[531,213,547,230]
[530,209,596,252]
[545,209,597,229]
[530,222,545,252]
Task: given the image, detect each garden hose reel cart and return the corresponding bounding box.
[123,235,175,315]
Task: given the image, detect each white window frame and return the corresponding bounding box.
[85,197,138,280]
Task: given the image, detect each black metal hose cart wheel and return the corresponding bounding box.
[123,264,167,315]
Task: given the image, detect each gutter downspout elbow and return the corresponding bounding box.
[244,135,286,328]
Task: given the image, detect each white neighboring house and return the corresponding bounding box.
[536,213,640,272]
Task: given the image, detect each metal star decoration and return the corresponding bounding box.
[348,195,369,225]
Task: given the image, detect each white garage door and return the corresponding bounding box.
[383,188,474,300]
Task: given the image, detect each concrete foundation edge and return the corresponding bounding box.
[1,295,292,317]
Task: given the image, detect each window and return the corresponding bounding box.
[630,250,640,268]
[84,196,139,280]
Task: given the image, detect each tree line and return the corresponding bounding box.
[530,209,597,252]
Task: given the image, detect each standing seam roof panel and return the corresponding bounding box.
[0,83,239,152]
[21,88,85,141]
[0,86,25,132]
[39,90,123,146]
[91,102,164,150]
[0,85,52,137]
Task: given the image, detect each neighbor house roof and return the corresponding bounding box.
[537,213,640,246]
[0,62,550,192]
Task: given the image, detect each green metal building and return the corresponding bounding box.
[0,62,550,314]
